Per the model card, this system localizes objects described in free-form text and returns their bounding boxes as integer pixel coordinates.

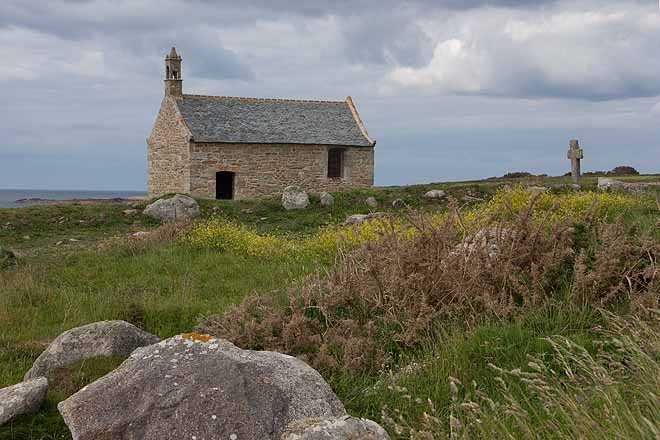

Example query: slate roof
[176,95,375,147]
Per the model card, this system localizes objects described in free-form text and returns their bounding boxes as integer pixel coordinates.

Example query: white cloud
[390,39,486,92]
[389,4,660,100]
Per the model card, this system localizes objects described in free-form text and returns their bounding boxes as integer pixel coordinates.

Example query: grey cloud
[188,0,562,15]
[0,0,565,40]
[180,43,253,80]
[339,10,433,67]
[119,32,255,81]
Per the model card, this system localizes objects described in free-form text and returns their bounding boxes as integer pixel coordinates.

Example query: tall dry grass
[382,310,660,439]
[198,198,660,376]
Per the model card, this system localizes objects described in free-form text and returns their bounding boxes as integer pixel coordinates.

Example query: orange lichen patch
[181,332,214,342]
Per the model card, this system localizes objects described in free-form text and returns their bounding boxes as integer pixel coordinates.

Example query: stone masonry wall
[147,98,191,197]
[189,143,374,199]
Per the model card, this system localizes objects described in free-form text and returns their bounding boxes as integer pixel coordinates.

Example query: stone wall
[189,143,374,199]
[147,98,191,197]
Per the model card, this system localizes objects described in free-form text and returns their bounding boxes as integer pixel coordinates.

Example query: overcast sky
[1,0,659,190]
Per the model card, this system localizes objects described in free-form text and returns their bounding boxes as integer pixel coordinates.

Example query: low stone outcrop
[423,189,446,199]
[597,177,625,191]
[143,194,200,223]
[282,186,310,210]
[392,198,407,209]
[282,416,390,439]
[598,177,648,193]
[462,195,484,203]
[58,334,345,440]
[343,212,386,226]
[0,377,48,426]
[24,321,159,381]
[320,192,334,207]
[365,197,379,208]
[552,183,581,191]
[455,227,515,260]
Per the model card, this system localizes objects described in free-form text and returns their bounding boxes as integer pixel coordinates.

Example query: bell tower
[164,47,182,98]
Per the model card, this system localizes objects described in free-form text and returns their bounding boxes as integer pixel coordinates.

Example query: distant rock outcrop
[366,197,379,208]
[58,334,345,440]
[122,209,140,217]
[343,212,386,226]
[597,177,648,193]
[552,183,581,191]
[455,227,515,260]
[24,320,159,381]
[320,192,334,207]
[144,194,200,222]
[424,189,446,199]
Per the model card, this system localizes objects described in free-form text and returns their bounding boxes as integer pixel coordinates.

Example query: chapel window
[327,149,344,178]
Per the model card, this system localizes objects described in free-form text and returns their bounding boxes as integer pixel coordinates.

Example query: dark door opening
[215,171,234,200]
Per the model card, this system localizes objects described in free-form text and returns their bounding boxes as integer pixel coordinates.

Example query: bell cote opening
[164,47,183,97]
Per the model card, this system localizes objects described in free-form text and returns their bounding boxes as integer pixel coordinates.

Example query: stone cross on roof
[567,139,584,184]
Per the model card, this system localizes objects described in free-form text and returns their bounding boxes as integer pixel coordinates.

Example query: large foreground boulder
[25,321,159,381]
[0,377,48,426]
[58,334,345,440]
[143,194,200,223]
[283,416,390,439]
[282,186,310,210]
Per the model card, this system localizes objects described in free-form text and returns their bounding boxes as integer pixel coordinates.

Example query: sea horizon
[0,188,147,208]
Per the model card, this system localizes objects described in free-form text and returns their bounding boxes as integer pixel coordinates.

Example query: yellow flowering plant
[184,187,654,261]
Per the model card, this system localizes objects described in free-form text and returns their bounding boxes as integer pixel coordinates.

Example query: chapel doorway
[215,171,234,200]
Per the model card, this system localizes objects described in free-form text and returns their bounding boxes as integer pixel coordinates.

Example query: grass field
[1,175,658,439]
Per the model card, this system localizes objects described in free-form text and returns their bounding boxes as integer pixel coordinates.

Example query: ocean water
[0,189,147,208]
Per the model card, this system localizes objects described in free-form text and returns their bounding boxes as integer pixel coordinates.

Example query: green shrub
[608,165,640,176]
[0,246,17,269]
[501,172,533,178]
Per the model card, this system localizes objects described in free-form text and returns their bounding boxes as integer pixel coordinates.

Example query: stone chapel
[147,48,376,200]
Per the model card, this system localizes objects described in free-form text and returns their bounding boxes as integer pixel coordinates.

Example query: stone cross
[567,139,583,184]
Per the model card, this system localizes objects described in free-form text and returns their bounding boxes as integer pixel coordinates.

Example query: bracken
[198,192,659,376]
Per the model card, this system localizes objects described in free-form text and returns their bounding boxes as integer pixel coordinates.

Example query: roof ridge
[182,94,346,104]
